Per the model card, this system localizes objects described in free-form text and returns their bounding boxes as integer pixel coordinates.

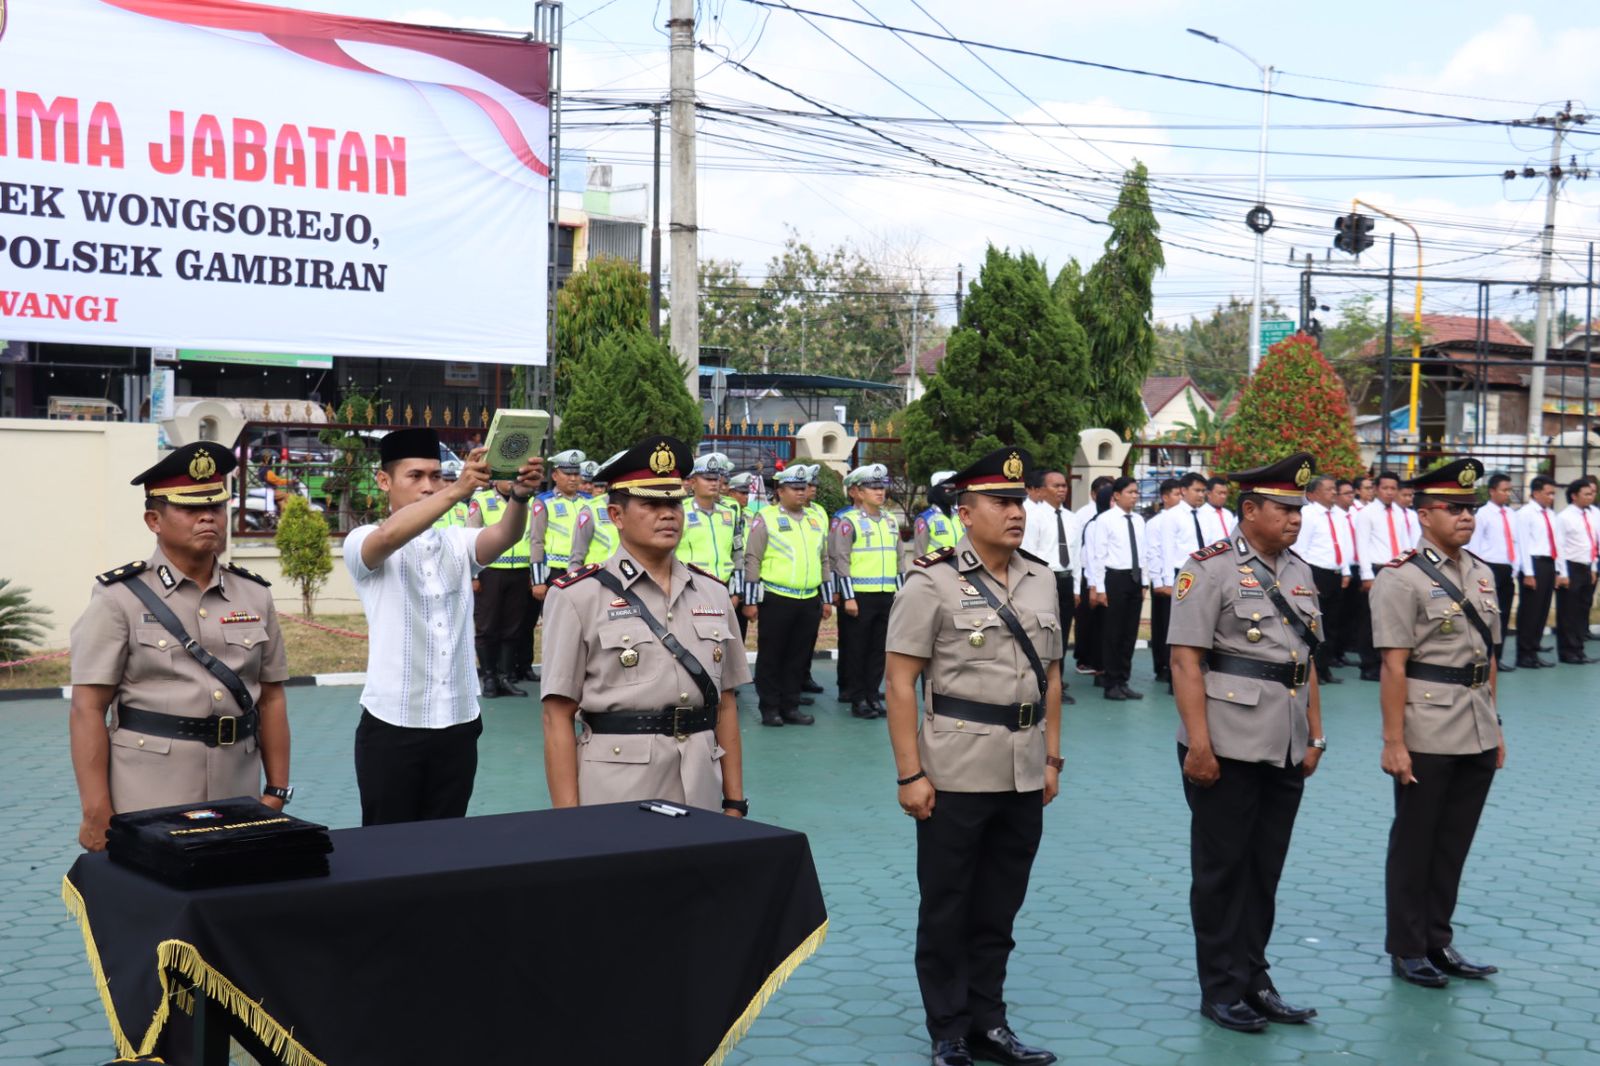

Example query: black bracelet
[510,489,535,502]
[721,797,749,815]
[897,770,926,787]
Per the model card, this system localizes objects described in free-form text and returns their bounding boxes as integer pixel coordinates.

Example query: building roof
[1358,314,1528,358]
[695,369,898,394]
[891,342,946,378]
[1141,375,1211,417]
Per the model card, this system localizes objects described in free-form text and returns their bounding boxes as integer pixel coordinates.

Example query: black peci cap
[379,427,441,466]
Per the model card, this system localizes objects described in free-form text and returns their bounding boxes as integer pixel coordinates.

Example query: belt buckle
[216,715,238,746]
[1470,662,1488,688]
[671,706,693,741]
[1015,702,1035,730]
[1292,661,1309,688]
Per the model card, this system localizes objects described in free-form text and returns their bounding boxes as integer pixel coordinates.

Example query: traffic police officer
[1168,452,1326,1033]
[1370,458,1505,988]
[742,464,833,727]
[677,452,743,601]
[886,446,1062,1066]
[69,442,293,850]
[832,463,900,719]
[726,471,759,641]
[912,471,964,558]
[530,448,587,596]
[467,479,533,698]
[540,435,751,815]
[570,454,624,568]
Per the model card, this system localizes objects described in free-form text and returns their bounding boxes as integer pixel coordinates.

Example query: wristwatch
[1045,755,1065,771]
[721,797,749,815]
[510,488,536,502]
[263,784,294,804]
[1309,737,1328,751]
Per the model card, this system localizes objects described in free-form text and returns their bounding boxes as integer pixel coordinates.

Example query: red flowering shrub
[1212,332,1365,480]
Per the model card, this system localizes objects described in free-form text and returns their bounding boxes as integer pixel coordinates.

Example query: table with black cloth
[63,803,829,1066]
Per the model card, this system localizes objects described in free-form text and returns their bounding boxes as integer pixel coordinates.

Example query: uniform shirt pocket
[1421,598,1463,640]
[1405,681,1455,707]
[597,621,661,686]
[1033,611,1063,662]
[691,620,728,683]
[131,626,178,682]
[949,614,1003,659]
[1204,672,1263,707]
[581,732,654,764]
[110,728,173,756]
[929,714,994,736]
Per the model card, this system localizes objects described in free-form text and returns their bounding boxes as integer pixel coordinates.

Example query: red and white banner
[0,0,550,364]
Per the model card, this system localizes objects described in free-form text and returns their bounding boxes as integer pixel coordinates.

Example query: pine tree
[899,245,1090,480]
[557,330,702,459]
[554,256,651,406]
[1079,162,1164,437]
[1212,332,1365,480]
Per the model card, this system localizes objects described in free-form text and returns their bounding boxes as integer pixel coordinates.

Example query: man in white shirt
[1397,486,1422,549]
[1144,479,1181,683]
[1514,475,1568,668]
[1297,474,1349,684]
[1329,479,1363,667]
[1553,478,1599,664]
[1088,476,1149,700]
[1200,477,1235,543]
[1022,468,1079,704]
[1587,475,1600,642]
[1352,475,1376,512]
[1073,475,1114,676]
[1353,471,1409,680]
[1466,472,1523,670]
[345,428,543,825]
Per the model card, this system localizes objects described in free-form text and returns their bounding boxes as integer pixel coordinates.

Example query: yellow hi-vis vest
[540,491,582,568]
[920,507,964,550]
[433,501,471,530]
[758,504,825,598]
[677,498,740,585]
[840,507,900,596]
[473,489,531,569]
[581,494,618,566]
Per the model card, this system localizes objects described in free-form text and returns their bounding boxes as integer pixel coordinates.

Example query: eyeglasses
[1421,502,1478,516]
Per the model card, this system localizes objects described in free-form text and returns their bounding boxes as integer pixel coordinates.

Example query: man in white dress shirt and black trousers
[345,428,543,825]
[1296,474,1349,685]
[1023,468,1078,704]
[1513,475,1566,669]
[1354,471,1410,681]
[1553,477,1599,664]
[1144,479,1182,683]
[1088,476,1148,700]
[1466,473,1522,671]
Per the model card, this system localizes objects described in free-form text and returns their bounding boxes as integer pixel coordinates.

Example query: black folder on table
[107,797,332,889]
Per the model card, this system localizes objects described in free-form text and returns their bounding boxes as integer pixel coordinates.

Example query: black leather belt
[583,706,716,738]
[1207,651,1310,689]
[117,704,259,747]
[1405,660,1491,689]
[930,693,1040,731]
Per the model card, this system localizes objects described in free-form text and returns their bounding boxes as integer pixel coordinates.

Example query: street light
[1187,27,1274,375]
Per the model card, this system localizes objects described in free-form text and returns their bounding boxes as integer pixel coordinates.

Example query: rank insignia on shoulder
[1190,540,1232,562]
[96,560,148,585]
[1384,550,1417,569]
[222,562,271,586]
[913,546,956,568]
[552,563,601,588]
[686,562,726,585]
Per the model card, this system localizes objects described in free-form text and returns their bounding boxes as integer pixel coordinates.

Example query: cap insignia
[1458,465,1477,487]
[1002,452,1024,481]
[1294,461,1312,488]
[649,444,675,475]
[188,450,218,481]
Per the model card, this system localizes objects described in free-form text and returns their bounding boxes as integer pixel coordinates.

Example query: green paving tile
[3,657,1599,1064]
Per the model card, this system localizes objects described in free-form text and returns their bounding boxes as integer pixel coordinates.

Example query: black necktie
[1191,508,1204,551]
[1126,513,1142,585]
[1055,509,1070,568]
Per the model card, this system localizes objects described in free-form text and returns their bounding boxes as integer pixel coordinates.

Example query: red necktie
[1583,511,1597,563]
[1404,510,1414,539]
[1542,508,1556,557]
[1215,507,1230,536]
[1501,507,1516,564]
[1347,515,1360,562]
[1327,512,1342,566]
[1386,506,1399,558]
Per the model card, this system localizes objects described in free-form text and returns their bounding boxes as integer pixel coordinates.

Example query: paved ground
[3,654,1599,1065]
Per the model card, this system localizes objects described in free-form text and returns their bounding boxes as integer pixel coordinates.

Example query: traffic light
[1353,214,1375,253]
[1333,212,1376,255]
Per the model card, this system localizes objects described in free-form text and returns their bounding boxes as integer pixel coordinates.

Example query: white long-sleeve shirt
[1022,498,1077,575]
[1143,507,1173,588]
[1087,506,1150,592]
[1199,504,1235,544]
[1296,500,1351,571]
[1555,503,1599,570]
[1355,500,1415,580]
[1516,501,1566,576]
[1467,500,1523,568]
[1164,501,1212,575]
[1333,504,1361,572]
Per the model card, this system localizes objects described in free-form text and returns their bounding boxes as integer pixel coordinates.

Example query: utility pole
[1524,106,1577,462]
[650,103,663,339]
[668,0,699,389]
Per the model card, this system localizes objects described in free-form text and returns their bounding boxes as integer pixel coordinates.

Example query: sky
[266,0,1600,335]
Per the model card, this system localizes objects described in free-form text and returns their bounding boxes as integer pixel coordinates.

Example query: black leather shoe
[1320,672,1343,685]
[1117,685,1144,700]
[1063,692,1076,705]
[1331,655,1352,668]
[1360,668,1382,682]
[498,675,528,698]
[759,710,784,727]
[1429,945,1498,978]
[1200,1000,1268,1032]
[802,678,824,693]
[1391,956,1449,988]
[967,1025,1056,1065]
[932,1038,974,1066]
[868,699,887,718]
[1534,657,1555,668]
[1498,660,1517,673]
[781,709,815,725]
[1104,686,1128,701]
[1515,657,1541,669]
[1558,656,1590,665]
[1245,988,1317,1023]
[850,701,876,719]
[480,672,505,698]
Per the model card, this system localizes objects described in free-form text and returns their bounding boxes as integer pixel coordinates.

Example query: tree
[1317,294,1434,408]
[554,256,652,406]
[899,245,1090,480]
[275,495,333,617]
[1153,295,1286,399]
[0,578,50,660]
[1079,162,1165,437]
[1212,333,1365,481]
[557,330,702,458]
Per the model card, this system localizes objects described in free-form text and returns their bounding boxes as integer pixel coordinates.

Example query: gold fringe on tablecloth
[704,917,830,1066]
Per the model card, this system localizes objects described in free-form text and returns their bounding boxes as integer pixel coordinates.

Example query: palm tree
[0,578,51,661]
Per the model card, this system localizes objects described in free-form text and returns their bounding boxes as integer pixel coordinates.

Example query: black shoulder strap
[120,578,255,713]
[956,560,1050,699]
[1405,552,1495,654]
[1251,558,1322,657]
[592,569,720,709]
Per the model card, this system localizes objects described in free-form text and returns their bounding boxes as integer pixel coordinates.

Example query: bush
[0,578,50,660]
[1212,332,1365,482]
[812,464,847,517]
[557,329,702,458]
[275,495,333,617]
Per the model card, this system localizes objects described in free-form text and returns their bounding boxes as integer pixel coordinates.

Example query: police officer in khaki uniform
[886,447,1063,1066]
[541,436,752,815]
[69,442,293,850]
[1370,458,1505,988]
[1168,453,1325,1033]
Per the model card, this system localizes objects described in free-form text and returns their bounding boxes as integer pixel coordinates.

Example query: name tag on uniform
[777,517,791,531]
[1429,587,1449,598]
[960,598,988,608]
[554,502,567,516]
[607,607,641,619]
[1238,588,1264,599]
[687,512,699,524]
